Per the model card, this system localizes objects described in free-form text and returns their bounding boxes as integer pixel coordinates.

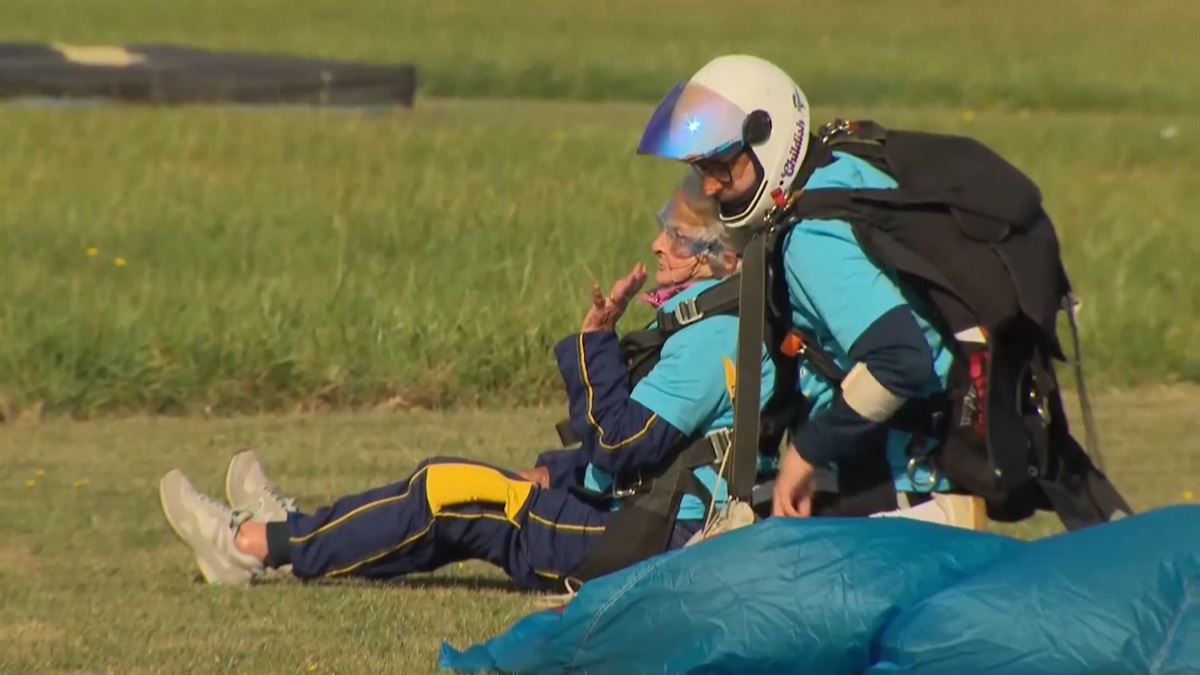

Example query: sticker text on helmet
[781,116,807,180]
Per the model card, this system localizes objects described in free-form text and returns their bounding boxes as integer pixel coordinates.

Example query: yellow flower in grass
[1183,490,1194,502]
[86,246,100,257]
[73,479,88,489]
[114,257,127,268]
[25,479,36,488]
[35,468,45,477]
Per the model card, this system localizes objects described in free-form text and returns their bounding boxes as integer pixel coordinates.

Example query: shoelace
[227,508,267,580]
[263,484,297,513]
[190,489,252,531]
[191,489,232,518]
[229,508,253,530]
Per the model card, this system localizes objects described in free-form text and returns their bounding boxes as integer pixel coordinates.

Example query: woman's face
[651,190,718,287]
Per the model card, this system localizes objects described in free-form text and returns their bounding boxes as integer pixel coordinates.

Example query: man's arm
[784,224,937,466]
[790,307,934,464]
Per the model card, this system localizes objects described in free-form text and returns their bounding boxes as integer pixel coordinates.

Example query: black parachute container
[0,43,416,107]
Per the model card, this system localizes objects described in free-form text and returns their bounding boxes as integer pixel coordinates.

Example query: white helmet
[637,55,811,232]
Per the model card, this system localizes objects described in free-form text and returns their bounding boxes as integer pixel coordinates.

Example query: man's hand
[515,467,550,489]
[581,262,648,333]
[772,442,817,518]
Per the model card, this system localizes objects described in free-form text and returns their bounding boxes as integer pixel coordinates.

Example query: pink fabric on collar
[642,281,697,310]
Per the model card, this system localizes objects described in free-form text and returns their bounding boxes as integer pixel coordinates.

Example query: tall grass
[1,0,1198,113]
[1,100,1195,415]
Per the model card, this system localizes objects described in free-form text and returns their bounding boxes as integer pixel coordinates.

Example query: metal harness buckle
[905,456,941,492]
[611,472,644,499]
[672,298,704,327]
[818,119,853,143]
[708,428,733,465]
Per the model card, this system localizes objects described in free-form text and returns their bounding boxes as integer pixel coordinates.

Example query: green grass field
[1,1,1198,672]
[1,1,1198,416]
[1,103,1196,416]
[1,388,1196,674]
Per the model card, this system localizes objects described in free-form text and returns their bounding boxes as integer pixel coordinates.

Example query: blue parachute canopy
[441,506,1200,674]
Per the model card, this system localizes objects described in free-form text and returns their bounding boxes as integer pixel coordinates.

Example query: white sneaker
[225,450,296,522]
[159,469,265,586]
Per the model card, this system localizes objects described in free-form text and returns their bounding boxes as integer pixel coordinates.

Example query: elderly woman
[158,173,774,589]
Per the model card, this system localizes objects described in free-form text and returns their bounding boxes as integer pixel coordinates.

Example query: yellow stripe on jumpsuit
[285,457,608,588]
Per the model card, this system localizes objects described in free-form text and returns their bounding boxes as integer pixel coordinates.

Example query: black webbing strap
[822,119,889,144]
[1064,292,1105,471]
[784,328,847,385]
[554,419,577,447]
[565,468,691,582]
[1033,389,1133,530]
[567,434,722,582]
[655,275,741,334]
[729,230,767,501]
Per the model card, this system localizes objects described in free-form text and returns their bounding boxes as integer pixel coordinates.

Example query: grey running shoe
[159,469,264,586]
[225,450,297,522]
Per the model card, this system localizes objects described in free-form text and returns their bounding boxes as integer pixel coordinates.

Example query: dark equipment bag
[752,119,1131,528]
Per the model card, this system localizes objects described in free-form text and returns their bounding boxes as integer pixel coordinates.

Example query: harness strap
[1065,292,1105,471]
[604,429,732,500]
[779,328,846,385]
[729,230,768,501]
[655,276,740,334]
[566,433,723,583]
[554,419,577,447]
[1036,387,1132,530]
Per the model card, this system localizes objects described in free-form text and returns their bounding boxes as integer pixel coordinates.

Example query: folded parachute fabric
[440,506,1200,674]
[871,505,1200,675]
[440,517,1021,674]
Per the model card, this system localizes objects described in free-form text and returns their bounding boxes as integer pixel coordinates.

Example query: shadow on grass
[238,572,524,594]
[395,575,521,593]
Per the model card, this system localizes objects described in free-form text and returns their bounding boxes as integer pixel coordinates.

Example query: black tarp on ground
[0,43,416,107]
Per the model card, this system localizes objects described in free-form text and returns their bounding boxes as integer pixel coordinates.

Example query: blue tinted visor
[637,82,748,162]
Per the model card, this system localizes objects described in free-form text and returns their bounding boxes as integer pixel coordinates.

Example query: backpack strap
[728,231,769,501]
[817,119,889,172]
[820,118,889,144]
[654,275,741,334]
[566,430,730,582]
[777,328,845,385]
[1063,291,1105,470]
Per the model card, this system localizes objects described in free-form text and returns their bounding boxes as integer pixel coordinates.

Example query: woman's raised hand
[581,262,648,333]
